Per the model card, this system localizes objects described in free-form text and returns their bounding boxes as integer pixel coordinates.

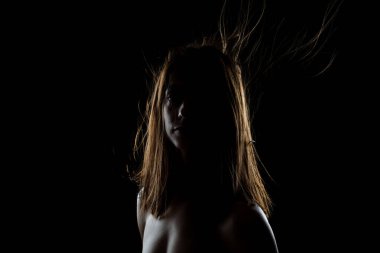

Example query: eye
[166,88,182,105]
[167,93,180,105]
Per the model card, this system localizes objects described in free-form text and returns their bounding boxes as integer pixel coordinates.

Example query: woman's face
[162,69,218,155]
[162,71,193,153]
[162,52,233,163]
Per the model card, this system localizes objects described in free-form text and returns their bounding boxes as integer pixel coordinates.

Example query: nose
[178,100,188,119]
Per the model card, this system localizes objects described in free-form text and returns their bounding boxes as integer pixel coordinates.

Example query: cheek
[162,105,172,135]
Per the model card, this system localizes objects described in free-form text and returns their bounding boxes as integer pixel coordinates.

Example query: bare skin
[137,58,278,253]
[137,190,279,253]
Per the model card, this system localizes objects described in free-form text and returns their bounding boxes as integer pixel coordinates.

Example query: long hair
[134,41,272,217]
[133,0,342,218]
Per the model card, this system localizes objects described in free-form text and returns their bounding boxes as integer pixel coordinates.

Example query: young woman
[133,42,278,252]
[132,1,340,251]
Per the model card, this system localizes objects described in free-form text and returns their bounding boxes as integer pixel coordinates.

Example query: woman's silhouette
[131,1,341,252]
[133,41,278,252]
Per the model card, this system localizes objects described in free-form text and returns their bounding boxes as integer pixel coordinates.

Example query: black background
[8,0,373,252]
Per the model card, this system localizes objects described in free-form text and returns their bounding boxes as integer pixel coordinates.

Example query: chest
[142,203,230,253]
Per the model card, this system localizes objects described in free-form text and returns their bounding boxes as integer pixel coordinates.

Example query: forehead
[165,72,212,99]
[167,71,186,89]
[166,61,226,93]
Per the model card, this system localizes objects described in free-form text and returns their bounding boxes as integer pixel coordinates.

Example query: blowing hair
[132,0,342,218]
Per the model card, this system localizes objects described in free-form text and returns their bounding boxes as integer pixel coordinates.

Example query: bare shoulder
[220,201,279,253]
[136,189,147,239]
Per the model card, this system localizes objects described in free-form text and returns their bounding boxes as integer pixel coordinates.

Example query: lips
[174,124,190,133]
[174,126,184,131]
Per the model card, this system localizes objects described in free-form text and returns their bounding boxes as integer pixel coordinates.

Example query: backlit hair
[133,0,342,218]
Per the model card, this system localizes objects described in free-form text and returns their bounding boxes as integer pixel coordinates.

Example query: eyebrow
[165,84,183,93]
